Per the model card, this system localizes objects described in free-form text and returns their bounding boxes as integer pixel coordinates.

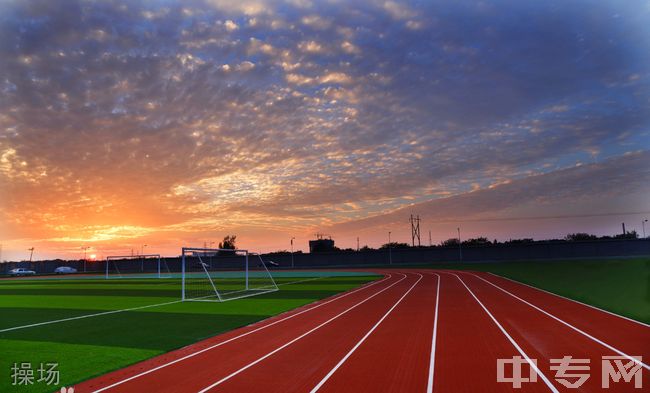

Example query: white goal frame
[105,254,166,279]
[181,247,278,302]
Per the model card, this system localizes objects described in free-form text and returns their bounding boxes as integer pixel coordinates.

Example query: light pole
[208,241,215,267]
[388,231,392,265]
[643,219,648,238]
[290,237,295,269]
[141,244,147,271]
[457,227,462,262]
[81,246,89,272]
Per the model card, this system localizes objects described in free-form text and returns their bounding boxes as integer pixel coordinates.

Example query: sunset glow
[0,0,649,261]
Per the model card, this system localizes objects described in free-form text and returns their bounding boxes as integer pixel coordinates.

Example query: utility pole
[388,231,392,265]
[0,243,3,263]
[410,214,421,247]
[28,247,35,262]
[290,237,295,269]
[643,219,648,238]
[141,244,147,271]
[209,241,215,267]
[357,237,360,251]
[457,227,462,262]
[81,246,89,272]
[429,230,432,247]
[622,222,626,235]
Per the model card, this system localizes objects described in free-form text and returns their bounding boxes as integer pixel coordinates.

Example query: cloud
[224,19,239,31]
[382,1,416,20]
[327,151,650,233]
[297,40,325,53]
[0,0,648,259]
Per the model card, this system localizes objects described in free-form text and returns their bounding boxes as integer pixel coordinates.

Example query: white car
[9,268,36,276]
[54,266,77,274]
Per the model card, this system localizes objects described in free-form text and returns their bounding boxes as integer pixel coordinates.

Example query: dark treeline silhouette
[291,231,642,254]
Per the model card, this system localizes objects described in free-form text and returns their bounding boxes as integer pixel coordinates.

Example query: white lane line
[0,300,183,333]
[0,276,327,334]
[310,273,423,393]
[427,273,441,393]
[448,272,559,393]
[486,272,650,328]
[468,272,650,371]
[91,274,392,393]
[198,274,409,393]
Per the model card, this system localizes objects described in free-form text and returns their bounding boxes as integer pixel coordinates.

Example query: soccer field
[0,272,379,392]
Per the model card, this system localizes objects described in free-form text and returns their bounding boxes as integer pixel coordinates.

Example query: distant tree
[267,250,290,255]
[504,238,535,244]
[441,238,459,247]
[218,235,237,250]
[462,237,491,246]
[565,233,598,241]
[359,245,374,252]
[614,230,638,240]
[379,242,410,249]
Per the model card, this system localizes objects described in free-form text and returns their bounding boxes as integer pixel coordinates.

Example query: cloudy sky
[1,0,649,261]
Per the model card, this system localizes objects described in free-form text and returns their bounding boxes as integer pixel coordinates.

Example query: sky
[0,0,649,261]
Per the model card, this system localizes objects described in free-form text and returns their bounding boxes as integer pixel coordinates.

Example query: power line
[431,211,650,224]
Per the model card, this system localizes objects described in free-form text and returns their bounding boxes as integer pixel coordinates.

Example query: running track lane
[433,272,553,392]
[197,273,421,392]
[456,271,649,392]
[474,271,650,360]
[76,272,403,393]
[309,271,436,393]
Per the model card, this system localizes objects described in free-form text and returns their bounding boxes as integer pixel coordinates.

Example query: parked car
[54,266,77,274]
[8,268,36,276]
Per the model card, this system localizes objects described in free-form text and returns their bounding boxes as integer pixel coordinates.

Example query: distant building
[309,234,336,253]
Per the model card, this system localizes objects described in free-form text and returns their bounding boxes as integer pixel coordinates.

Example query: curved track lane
[74,269,649,393]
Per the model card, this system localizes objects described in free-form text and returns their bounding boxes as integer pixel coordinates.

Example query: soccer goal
[181,247,278,302]
[105,254,171,279]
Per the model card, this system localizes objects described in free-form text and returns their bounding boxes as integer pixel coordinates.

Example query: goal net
[105,254,171,279]
[181,247,278,302]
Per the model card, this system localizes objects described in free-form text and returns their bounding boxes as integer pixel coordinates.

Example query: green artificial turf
[0,273,378,392]
[426,257,650,324]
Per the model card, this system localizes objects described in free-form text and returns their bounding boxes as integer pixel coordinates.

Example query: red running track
[74,269,649,393]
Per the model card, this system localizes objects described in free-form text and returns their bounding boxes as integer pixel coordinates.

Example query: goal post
[105,254,170,279]
[181,247,278,302]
